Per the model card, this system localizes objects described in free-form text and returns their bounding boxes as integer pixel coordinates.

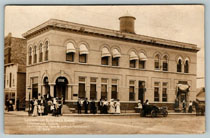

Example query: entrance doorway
[54,77,68,102]
[138,81,145,104]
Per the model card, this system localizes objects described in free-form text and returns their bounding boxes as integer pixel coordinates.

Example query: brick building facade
[4,33,27,110]
[23,15,199,110]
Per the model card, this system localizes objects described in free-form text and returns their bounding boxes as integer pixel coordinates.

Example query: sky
[4,5,205,87]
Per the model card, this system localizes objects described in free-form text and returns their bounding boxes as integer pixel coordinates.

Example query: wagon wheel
[163,110,168,117]
[151,110,157,117]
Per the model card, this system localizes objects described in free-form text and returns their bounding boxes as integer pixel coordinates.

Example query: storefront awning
[177,84,190,91]
[66,43,76,53]
[79,44,89,55]
[101,47,111,57]
[129,51,138,60]
[112,49,121,58]
[139,53,148,61]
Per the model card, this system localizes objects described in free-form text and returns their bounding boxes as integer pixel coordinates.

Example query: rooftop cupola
[119,12,136,34]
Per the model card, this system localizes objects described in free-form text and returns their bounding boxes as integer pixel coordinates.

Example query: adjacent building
[4,33,27,110]
[23,14,199,110]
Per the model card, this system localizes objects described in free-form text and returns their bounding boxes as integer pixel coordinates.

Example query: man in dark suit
[84,98,89,114]
[77,98,82,114]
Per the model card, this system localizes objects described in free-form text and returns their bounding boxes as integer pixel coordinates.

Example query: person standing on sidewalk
[182,100,186,113]
[115,99,121,114]
[84,98,89,114]
[77,98,82,114]
[188,101,193,113]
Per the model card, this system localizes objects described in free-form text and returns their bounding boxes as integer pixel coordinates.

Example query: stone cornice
[22,19,200,52]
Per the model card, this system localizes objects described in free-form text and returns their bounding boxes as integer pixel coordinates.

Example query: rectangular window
[90,84,97,100]
[129,86,135,101]
[34,54,37,63]
[79,77,86,82]
[90,77,97,83]
[29,55,32,65]
[155,61,160,70]
[101,78,108,100]
[139,60,145,69]
[101,78,108,83]
[32,77,38,99]
[163,62,168,71]
[154,82,160,102]
[162,82,168,102]
[66,53,74,62]
[111,85,117,100]
[112,57,119,66]
[101,57,109,65]
[45,50,48,61]
[79,83,86,99]
[39,52,43,62]
[79,77,86,99]
[79,54,87,63]
[101,84,107,100]
[111,79,118,99]
[130,60,136,68]
[9,73,12,88]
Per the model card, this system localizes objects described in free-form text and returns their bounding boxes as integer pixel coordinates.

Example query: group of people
[77,98,121,114]
[29,93,63,117]
[174,99,193,113]
[5,99,14,112]
[182,100,193,113]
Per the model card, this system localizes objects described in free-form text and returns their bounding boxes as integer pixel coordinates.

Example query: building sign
[58,78,65,83]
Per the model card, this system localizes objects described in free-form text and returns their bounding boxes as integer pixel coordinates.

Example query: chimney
[119,13,136,34]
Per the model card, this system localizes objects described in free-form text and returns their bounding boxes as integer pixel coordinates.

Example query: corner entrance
[54,77,68,103]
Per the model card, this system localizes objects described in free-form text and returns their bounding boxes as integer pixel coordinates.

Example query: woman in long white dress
[116,100,121,114]
[32,99,38,117]
[109,99,115,114]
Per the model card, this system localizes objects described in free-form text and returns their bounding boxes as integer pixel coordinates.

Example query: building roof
[22,19,199,52]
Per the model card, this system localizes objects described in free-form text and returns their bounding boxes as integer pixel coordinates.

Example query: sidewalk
[4,110,197,116]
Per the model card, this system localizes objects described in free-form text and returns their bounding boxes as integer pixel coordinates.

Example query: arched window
[139,52,147,69]
[154,54,160,70]
[33,46,37,63]
[101,47,111,65]
[177,58,182,72]
[28,47,32,65]
[129,51,138,68]
[45,41,49,61]
[79,44,88,63]
[162,55,168,71]
[184,59,189,73]
[39,43,43,62]
[66,42,76,62]
[112,49,121,66]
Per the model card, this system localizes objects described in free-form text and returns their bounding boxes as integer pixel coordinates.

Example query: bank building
[23,14,199,110]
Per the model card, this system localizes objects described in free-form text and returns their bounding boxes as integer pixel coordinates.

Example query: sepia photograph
[4,5,205,134]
